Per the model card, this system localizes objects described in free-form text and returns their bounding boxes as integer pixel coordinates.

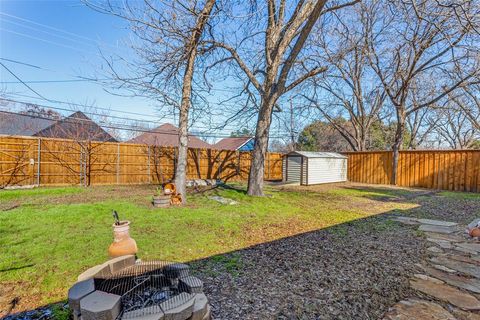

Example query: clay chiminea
[108,211,138,258]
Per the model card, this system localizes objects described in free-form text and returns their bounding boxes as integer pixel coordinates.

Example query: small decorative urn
[108,211,138,258]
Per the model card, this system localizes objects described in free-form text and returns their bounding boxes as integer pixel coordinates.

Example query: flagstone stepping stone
[414,274,444,284]
[410,278,480,311]
[468,218,480,230]
[383,298,456,320]
[427,246,444,254]
[452,308,480,320]
[425,232,464,242]
[447,254,480,266]
[392,216,420,225]
[432,264,457,273]
[418,219,458,227]
[430,257,480,279]
[427,238,453,249]
[423,266,480,294]
[419,224,459,234]
[455,243,480,255]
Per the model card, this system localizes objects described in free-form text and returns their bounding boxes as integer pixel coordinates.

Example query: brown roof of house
[128,123,212,149]
[213,137,253,150]
[0,111,56,136]
[33,111,117,142]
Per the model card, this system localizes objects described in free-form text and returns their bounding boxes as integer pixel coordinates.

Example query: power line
[0,108,288,139]
[0,62,49,101]
[0,58,42,69]
[0,28,95,55]
[0,97,253,133]
[1,17,105,50]
[0,79,109,84]
[5,92,253,126]
[0,12,119,49]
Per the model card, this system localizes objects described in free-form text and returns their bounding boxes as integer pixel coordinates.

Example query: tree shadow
[5,186,476,319]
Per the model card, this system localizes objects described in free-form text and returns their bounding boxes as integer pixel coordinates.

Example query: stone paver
[427,246,444,254]
[418,219,458,227]
[383,298,456,320]
[452,308,480,320]
[431,264,457,273]
[387,218,480,319]
[419,224,458,234]
[430,257,480,279]
[455,243,480,255]
[392,216,420,225]
[427,238,453,249]
[410,278,480,311]
[422,266,480,294]
[425,232,464,242]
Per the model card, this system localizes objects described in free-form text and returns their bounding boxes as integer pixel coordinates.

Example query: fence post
[147,145,151,184]
[37,138,41,186]
[116,143,120,184]
[267,153,271,180]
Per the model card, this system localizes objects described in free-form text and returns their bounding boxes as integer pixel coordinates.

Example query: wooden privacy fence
[344,150,480,192]
[0,135,283,187]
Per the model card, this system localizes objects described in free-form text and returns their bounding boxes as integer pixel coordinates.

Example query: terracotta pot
[469,227,480,238]
[108,220,138,258]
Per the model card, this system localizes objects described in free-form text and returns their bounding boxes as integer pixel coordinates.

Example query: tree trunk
[247,98,275,196]
[391,111,406,185]
[174,0,216,204]
[175,104,189,202]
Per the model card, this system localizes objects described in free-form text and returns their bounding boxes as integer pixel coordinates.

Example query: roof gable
[33,111,117,142]
[0,111,56,136]
[214,137,253,150]
[128,123,211,149]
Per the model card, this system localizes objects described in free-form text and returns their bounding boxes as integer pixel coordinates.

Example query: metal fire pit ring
[68,256,211,320]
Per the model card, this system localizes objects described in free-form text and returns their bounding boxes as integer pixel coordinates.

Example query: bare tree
[363,0,479,184]
[208,0,359,195]
[455,83,480,131]
[305,5,386,151]
[87,0,216,202]
[432,105,478,149]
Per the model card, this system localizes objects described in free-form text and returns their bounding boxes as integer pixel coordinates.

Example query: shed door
[286,156,302,183]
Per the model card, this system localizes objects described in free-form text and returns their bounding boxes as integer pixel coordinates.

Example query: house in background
[34,111,117,142]
[129,123,212,148]
[0,110,117,142]
[0,111,56,136]
[213,136,255,151]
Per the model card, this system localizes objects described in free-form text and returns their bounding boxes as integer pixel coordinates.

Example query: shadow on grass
[4,219,425,318]
[6,185,472,319]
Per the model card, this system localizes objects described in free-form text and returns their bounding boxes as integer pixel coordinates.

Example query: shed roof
[287,151,347,159]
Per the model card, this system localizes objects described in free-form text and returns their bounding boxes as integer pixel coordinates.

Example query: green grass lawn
[0,183,417,312]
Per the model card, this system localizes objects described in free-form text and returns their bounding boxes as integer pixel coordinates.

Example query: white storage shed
[283,151,348,185]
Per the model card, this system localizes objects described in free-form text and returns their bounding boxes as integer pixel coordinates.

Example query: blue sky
[0,0,303,142]
[0,0,164,120]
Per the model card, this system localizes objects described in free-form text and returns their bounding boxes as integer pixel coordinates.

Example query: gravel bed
[193,216,425,320]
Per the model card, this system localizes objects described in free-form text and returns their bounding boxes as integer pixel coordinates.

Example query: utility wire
[0,62,50,101]
[0,97,260,134]
[0,108,288,139]
[0,12,119,49]
[0,28,95,54]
